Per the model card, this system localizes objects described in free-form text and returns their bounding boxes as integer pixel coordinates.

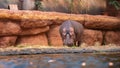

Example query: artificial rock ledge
[0,9,120,47]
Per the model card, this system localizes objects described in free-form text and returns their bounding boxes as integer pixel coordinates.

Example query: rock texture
[21,20,50,28]
[105,31,120,45]
[47,25,63,47]
[84,15,120,30]
[0,9,119,30]
[20,26,49,35]
[16,33,48,46]
[0,36,17,47]
[81,29,103,46]
[0,9,119,47]
[0,20,21,36]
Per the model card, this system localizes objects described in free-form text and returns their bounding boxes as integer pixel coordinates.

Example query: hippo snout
[63,43,73,46]
[63,40,74,46]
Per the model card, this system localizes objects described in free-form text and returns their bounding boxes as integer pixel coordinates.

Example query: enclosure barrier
[0,9,120,47]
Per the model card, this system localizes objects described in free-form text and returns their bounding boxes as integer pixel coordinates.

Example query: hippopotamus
[59,20,84,47]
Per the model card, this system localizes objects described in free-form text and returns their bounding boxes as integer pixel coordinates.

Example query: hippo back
[70,20,84,40]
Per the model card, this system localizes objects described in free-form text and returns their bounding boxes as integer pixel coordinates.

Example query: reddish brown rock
[81,29,103,46]
[20,26,49,35]
[84,15,120,30]
[17,33,48,46]
[21,19,52,28]
[0,21,21,36]
[105,31,120,45]
[47,25,63,47]
[51,20,64,25]
[0,36,17,47]
[1,9,120,30]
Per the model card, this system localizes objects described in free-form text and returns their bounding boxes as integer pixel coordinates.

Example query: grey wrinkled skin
[59,20,84,47]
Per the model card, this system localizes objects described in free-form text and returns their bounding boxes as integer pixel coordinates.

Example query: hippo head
[62,27,75,46]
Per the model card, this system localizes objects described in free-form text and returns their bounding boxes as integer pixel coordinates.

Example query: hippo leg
[77,41,80,47]
[74,40,77,46]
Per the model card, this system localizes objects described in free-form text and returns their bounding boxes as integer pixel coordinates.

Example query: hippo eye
[70,33,73,35]
[70,31,74,35]
[62,32,66,36]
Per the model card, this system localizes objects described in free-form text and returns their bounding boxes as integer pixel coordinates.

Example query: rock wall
[0,9,120,47]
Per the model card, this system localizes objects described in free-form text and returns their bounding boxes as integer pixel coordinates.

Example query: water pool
[0,53,120,68]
